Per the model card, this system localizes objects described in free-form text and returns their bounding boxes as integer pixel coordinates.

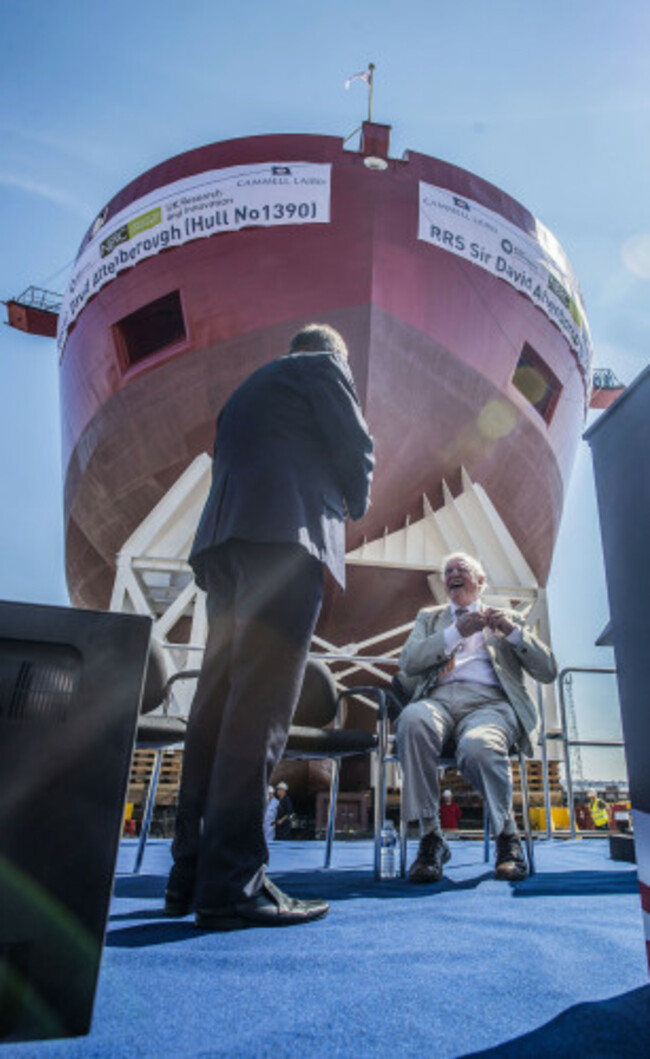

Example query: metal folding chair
[283,661,380,869]
[132,661,195,873]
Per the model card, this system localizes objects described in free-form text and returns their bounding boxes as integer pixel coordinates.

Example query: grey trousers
[395,681,521,836]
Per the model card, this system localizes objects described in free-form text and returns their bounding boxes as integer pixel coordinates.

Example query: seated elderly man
[395,552,557,883]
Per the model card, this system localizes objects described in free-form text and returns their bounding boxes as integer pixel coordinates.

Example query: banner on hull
[418,181,593,381]
[57,161,332,357]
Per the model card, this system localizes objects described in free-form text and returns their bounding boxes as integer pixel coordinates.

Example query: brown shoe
[408,832,451,883]
[494,831,528,881]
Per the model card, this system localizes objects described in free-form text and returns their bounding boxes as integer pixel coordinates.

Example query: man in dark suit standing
[165,324,374,929]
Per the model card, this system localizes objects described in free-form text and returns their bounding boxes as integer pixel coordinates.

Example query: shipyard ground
[2,837,648,1058]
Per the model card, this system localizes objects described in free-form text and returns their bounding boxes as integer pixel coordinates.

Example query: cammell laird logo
[100,207,162,258]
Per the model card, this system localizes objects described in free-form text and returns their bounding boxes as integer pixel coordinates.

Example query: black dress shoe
[195,877,330,931]
[408,832,451,883]
[494,831,528,881]
[164,859,196,916]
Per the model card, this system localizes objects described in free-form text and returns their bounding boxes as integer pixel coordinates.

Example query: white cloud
[0,171,92,219]
[0,118,123,174]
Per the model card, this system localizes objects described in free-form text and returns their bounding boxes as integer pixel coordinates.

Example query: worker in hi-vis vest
[587,789,609,830]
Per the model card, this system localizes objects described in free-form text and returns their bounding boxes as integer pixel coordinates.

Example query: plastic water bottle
[380,819,398,878]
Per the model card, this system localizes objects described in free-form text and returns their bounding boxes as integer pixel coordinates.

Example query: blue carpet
[1,838,649,1057]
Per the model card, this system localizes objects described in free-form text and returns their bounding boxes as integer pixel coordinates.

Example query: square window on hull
[512,343,562,424]
[115,290,186,366]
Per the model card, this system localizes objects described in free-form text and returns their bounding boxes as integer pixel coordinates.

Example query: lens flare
[477,399,518,440]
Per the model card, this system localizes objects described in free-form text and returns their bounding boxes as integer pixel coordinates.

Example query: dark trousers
[172,539,323,907]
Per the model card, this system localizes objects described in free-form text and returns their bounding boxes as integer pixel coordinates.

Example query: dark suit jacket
[190,351,374,589]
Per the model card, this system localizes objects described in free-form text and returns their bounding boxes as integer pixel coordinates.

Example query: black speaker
[609,833,636,864]
[0,601,152,1041]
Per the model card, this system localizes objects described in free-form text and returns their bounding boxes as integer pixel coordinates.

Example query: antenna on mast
[367,62,375,122]
[343,62,376,146]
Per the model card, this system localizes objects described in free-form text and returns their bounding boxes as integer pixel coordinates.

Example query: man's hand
[483,607,516,636]
[456,611,488,637]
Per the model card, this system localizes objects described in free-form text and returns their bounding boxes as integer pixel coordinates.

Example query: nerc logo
[100,225,129,258]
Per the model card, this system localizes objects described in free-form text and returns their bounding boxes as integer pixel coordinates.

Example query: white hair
[442,551,486,586]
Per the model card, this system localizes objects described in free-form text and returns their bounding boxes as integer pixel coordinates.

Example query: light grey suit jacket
[398,605,557,756]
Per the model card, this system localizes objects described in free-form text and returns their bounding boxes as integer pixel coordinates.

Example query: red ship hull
[60,130,589,647]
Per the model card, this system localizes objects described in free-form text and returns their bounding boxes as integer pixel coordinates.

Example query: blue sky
[1,1,649,774]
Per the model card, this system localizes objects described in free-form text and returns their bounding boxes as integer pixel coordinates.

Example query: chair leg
[374,713,390,879]
[373,751,384,880]
[519,751,535,876]
[324,757,341,868]
[133,748,163,874]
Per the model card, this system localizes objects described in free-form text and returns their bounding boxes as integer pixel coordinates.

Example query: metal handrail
[557,666,621,838]
[537,682,553,839]
[309,653,400,665]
